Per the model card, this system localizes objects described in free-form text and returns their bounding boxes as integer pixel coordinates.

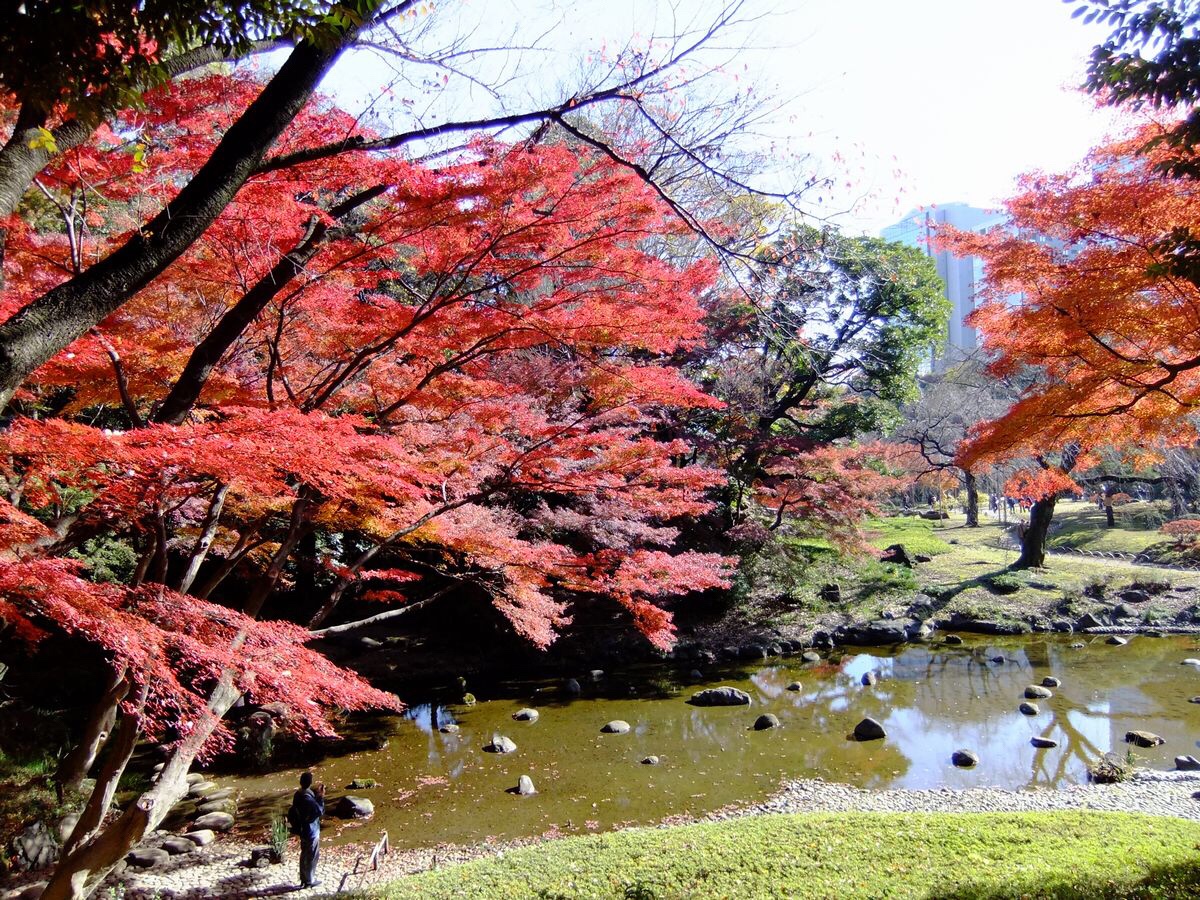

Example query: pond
[223,633,1200,849]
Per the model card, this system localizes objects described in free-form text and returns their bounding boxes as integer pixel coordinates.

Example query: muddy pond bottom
[224,633,1200,849]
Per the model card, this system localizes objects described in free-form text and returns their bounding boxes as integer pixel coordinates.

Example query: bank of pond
[222,633,1200,850]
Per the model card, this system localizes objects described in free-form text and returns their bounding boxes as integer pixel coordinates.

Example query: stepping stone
[183,830,216,846]
[1025,685,1053,699]
[514,775,536,796]
[601,720,631,734]
[1019,702,1040,716]
[1041,676,1061,688]
[127,847,170,868]
[1031,737,1058,749]
[197,798,236,815]
[187,780,218,798]
[160,836,196,855]
[753,713,780,731]
[512,708,539,723]
[192,812,235,832]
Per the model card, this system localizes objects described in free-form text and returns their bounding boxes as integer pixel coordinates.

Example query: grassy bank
[366,811,1200,899]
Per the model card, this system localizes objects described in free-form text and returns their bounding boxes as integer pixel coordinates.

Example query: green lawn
[368,812,1200,899]
[1045,500,1171,556]
[865,515,954,558]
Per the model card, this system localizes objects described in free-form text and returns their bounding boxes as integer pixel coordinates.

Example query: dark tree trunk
[0,31,363,407]
[1013,496,1057,570]
[1104,482,1116,528]
[964,470,979,527]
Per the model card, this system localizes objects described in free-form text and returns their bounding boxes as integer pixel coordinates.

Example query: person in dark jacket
[290,771,325,888]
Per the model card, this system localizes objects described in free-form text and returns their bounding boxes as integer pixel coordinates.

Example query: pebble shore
[5,771,1199,899]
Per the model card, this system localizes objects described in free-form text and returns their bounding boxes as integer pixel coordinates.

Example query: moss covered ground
[367,811,1200,899]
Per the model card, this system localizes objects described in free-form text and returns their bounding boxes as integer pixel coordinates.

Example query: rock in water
[1176,755,1200,771]
[1019,702,1040,716]
[688,687,752,706]
[853,717,886,741]
[1183,659,1200,667]
[439,723,460,734]
[786,681,802,692]
[1031,737,1058,749]
[512,708,539,723]
[1125,730,1164,748]
[565,678,582,696]
[641,756,660,765]
[1025,685,1053,699]
[334,796,375,819]
[753,714,781,731]
[802,651,822,663]
[1107,635,1128,646]
[601,720,631,734]
[485,734,517,753]
[951,749,979,768]
[943,635,964,645]
[516,775,536,796]
[861,671,877,686]
[1041,676,1061,688]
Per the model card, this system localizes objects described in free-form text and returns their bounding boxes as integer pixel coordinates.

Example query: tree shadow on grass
[926,858,1200,899]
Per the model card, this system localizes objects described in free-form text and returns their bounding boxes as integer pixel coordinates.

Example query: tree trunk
[1013,496,1058,570]
[964,470,979,527]
[42,676,241,900]
[177,483,229,594]
[55,667,129,799]
[1103,483,1116,528]
[0,28,364,407]
[61,681,146,857]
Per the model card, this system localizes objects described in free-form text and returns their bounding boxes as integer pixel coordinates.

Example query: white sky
[320,0,1121,236]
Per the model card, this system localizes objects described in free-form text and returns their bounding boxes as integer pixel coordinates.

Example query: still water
[224,633,1200,848]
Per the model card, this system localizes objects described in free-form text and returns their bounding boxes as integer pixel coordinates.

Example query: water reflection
[223,634,1200,849]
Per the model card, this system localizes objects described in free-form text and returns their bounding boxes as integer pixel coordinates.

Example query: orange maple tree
[939,120,1200,567]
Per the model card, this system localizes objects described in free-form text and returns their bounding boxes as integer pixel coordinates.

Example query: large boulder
[688,687,752,707]
[1125,730,1164,748]
[334,796,375,819]
[880,544,914,566]
[10,821,58,872]
[853,717,886,741]
[835,620,918,646]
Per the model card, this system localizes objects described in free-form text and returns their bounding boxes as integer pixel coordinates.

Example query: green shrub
[986,572,1023,595]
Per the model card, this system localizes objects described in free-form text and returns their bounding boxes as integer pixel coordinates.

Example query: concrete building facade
[881,203,1006,370]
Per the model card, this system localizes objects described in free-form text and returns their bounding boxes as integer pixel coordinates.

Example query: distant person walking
[288,771,325,888]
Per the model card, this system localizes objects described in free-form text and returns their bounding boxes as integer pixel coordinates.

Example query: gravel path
[6,772,1199,899]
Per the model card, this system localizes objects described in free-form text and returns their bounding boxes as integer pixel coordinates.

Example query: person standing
[289,771,325,888]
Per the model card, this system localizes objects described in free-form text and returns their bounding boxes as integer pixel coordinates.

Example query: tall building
[881,203,1006,370]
